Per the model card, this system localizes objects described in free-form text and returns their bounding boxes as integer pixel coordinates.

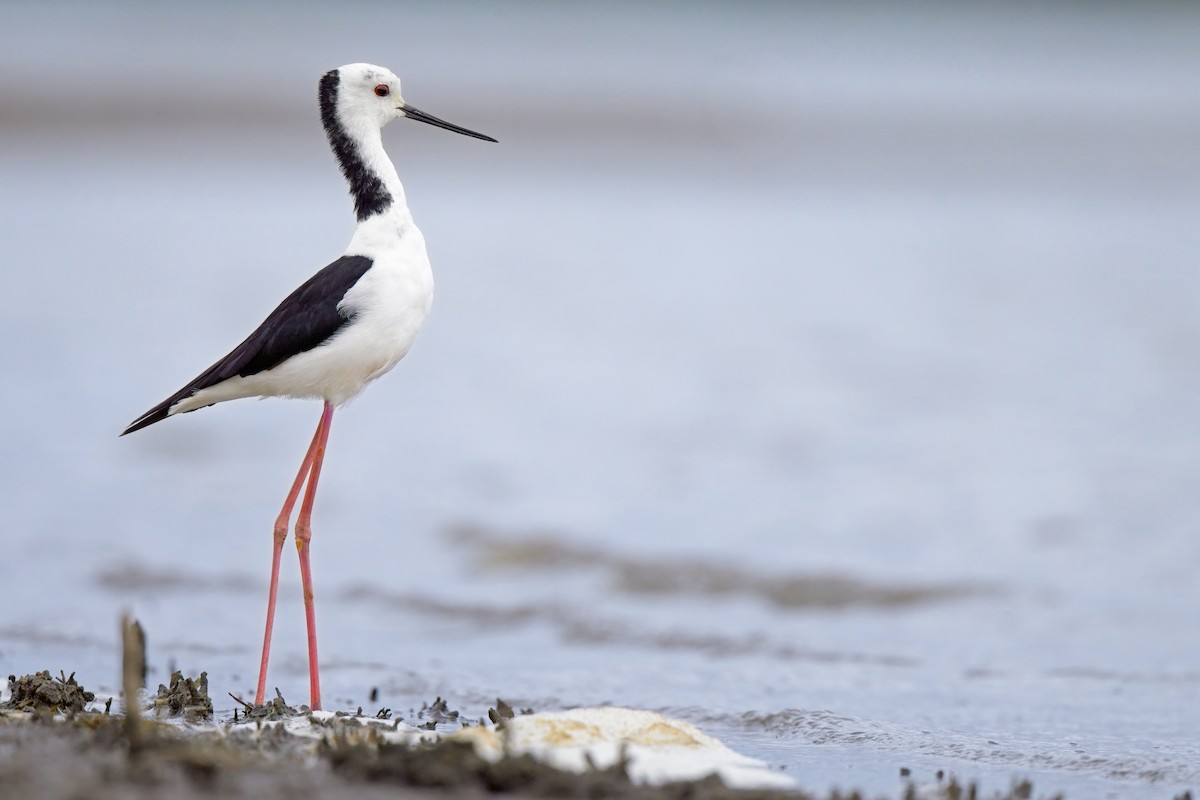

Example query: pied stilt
[122,63,496,710]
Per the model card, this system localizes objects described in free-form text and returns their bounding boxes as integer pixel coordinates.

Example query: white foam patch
[450,707,795,790]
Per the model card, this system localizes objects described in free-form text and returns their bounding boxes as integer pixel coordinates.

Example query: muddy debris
[326,736,641,796]
[3,670,96,715]
[485,698,532,727]
[152,671,213,721]
[324,706,393,724]
[229,688,304,722]
[487,698,515,726]
[418,696,460,724]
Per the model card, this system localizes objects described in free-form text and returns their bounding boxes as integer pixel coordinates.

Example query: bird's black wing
[122,255,374,435]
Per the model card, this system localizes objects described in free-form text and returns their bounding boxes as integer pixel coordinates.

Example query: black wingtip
[121,404,172,437]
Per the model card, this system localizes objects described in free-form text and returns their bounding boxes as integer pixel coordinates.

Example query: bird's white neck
[339,123,420,257]
[342,120,412,224]
[328,118,412,228]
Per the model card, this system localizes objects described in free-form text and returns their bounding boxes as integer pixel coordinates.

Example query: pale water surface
[1,3,1199,798]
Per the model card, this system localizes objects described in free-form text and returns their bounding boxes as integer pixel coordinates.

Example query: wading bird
[122,63,496,710]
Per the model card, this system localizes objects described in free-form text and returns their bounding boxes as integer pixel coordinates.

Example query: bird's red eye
[374,84,390,97]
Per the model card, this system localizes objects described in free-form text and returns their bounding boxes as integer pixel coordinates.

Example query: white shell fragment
[449,707,795,790]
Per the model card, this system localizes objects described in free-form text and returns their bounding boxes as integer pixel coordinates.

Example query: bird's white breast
[335,220,435,383]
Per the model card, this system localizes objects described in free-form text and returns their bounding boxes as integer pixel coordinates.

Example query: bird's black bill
[403,105,497,142]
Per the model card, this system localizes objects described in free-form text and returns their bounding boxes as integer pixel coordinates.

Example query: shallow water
[2,3,1199,798]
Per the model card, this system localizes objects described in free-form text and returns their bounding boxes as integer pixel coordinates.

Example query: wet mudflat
[1,669,1068,800]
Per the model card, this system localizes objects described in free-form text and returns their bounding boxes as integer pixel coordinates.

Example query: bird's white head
[327,63,403,129]
[323,62,496,142]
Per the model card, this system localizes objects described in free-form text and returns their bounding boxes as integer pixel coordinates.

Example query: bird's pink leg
[254,412,325,706]
[295,401,334,711]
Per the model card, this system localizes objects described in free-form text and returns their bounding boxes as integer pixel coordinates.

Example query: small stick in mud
[229,692,254,711]
[121,615,146,754]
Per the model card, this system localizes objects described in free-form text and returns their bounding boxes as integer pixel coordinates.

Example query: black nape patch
[319,70,393,221]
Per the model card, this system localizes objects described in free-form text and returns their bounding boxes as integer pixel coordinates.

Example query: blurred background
[1,2,1198,797]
